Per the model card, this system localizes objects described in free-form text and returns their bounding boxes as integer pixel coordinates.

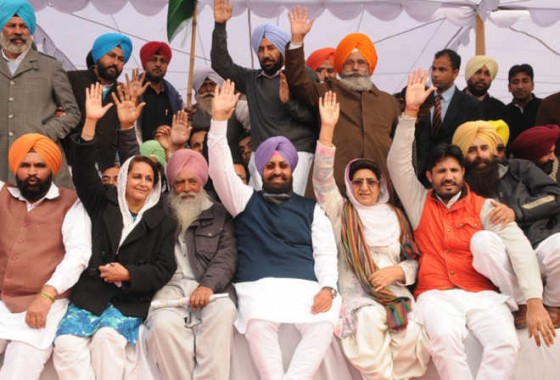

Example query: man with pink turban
[145,147,237,379]
[0,133,91,379]
[306,47,336,82]
[208,80,340,379]
[285,7,400,197]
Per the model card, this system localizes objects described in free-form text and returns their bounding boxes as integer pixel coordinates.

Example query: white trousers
[340,306,430,380]
[0,339,51,380]
[248,151,314,196]
[53,327,129,380]
[471,231,560,307]
[245,320,334,380]
[145,297,237,380]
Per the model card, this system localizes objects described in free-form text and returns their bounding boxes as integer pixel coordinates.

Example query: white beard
[195,93,214,115]
[0,33,32,56]
[168,189,209,232]
[339,72,373,92]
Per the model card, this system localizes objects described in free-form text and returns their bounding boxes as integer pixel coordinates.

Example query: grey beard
[0,33,32,56]
[196,94,214,115]
[339,74,373,92]
[168,189,209,232]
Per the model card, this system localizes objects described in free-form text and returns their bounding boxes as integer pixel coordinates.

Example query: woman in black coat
[53,82,176,379]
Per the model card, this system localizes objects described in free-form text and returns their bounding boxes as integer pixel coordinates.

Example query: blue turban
[254,136,298,176]
[0,0,36,34]
[92,33,133,64]
[251,23,290,56]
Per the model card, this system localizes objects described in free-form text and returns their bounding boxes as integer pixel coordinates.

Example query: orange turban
[9,133,62,175]
[334,33,377,76]
[306,47,335,71]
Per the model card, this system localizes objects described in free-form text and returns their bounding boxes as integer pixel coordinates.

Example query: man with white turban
[211,0,318,195]
[145,148,237,380]
[0,0,80,190]
[463,55,508,121]
[208,80,341,379]
[0,133,91,379]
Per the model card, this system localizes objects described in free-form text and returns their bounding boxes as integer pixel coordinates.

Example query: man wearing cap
[286,7,400,196]
[145,148,237,380]
[0,0,80,189]
[452,122,560,327]
[212,0,318,195]
[0,133,91,379]
[208,80,340,379]
[463,55,508,121]
[306,47,336,83]
[137,41,183,141]
[67,33,138,171]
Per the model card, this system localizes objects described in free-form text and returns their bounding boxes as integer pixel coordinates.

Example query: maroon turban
[509,125,560,161]
[140,41,172,68]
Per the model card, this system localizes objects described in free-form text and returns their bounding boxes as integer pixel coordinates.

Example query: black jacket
[70,137,176,318]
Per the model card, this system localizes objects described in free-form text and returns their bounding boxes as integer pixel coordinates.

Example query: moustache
[266,173,288,181]
[441,180,457,186]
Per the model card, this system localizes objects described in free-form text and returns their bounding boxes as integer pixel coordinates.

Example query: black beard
[17,174,52,202]
[465,158,500,198]
[97,63,121,82]
[145,72,164,84]
[467,82,490,97]
[262,174,293,194]
[260,55,284,76]
[538,160,554,175]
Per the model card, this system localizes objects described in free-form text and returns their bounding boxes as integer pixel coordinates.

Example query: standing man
[145,149,237,380]
[0,134,91,379]
[212,0,318,195]
[536,91,560,126]
[505,64,541,142]
[0,0,80,189]
[67,33,137,171]
[388,70,554,379]
[463,55,507,121]
[208,80,340,380]
[306,47,336,82]
[137,41,183,141]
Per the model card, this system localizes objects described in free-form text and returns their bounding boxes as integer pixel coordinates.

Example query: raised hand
[214,0,233,24]
[279,72,290,104]
[125,68,150,104]
[405,68,436,117]
[288,6,315,44]
[85,83,113,122]
[170,110,192,147]
[318,91,340,147]
[154,125,171,150]
[212,79,241,122]
[111,84,146,130]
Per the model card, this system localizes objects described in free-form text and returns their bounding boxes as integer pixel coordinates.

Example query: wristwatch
[323,286,337,299]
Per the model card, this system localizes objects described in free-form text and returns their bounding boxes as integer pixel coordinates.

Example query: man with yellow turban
[463,55,507,121]
[285,6,400,197]
[0,0,80,189]
[0,133,91,379]
[452,121,560,329]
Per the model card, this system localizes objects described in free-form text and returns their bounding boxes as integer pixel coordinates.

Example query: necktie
[432,94,442,135]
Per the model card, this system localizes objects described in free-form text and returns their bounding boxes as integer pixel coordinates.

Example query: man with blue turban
[0,0,81,190]
[66,33,138,172]
[211,0,319,196]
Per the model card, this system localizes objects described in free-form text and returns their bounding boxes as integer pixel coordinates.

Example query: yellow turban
[452,121,499,156]
[465,55,498,81]
[334,33,377,76]
[9,133,62,175]
[487,119,510,146]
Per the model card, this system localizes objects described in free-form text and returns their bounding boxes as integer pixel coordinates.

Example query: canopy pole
[475,14,485,55]
[186,1,198,109]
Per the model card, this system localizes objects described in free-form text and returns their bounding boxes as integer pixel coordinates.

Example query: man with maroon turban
[137,41,183,141]
[285,7,400,197]
[0,133,91,379]
[509,125,560,183]
[306,47,336,82]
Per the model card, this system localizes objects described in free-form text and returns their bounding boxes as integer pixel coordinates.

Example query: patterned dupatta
[340,201,421,331]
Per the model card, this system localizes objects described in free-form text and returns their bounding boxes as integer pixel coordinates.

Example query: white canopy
[30,0,560,103]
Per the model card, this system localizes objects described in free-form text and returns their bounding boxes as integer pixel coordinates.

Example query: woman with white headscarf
[53,84,176,379]
[313,92,430,380]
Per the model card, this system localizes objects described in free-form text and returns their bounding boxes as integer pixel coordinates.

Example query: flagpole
[186,1,198,109]
[475,14,486,55]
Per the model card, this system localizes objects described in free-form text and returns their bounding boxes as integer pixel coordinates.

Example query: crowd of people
[1,0,560,379]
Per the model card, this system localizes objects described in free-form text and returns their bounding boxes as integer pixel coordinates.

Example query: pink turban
[306,48,335,71]
[166,149,208,187]
[9,133,62,175]
[509,125,560,161]
[254,136,298,176]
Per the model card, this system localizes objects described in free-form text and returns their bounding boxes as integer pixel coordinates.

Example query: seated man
[387,69,554,379]
[0,134,91,379]
[145,149,237,380]
[208,80,340,380]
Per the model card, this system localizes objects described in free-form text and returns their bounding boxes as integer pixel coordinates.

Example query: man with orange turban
[0,133,91,379]
[285,7,400,197]
[306,47,336,82]
[137,41,183,141]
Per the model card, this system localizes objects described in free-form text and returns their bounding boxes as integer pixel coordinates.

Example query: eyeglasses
[351,178,380,188]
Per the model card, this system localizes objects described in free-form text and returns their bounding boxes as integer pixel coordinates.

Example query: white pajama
[0,340,52,380]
